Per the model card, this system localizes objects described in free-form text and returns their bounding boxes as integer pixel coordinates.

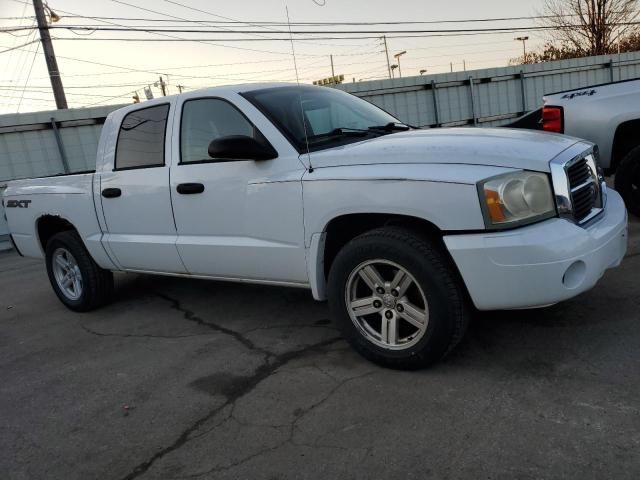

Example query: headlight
[478,171,556,229]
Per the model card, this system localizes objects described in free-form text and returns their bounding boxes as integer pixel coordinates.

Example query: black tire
[614,145,640,217]
[327,226,470,370]
[45,230,114,312]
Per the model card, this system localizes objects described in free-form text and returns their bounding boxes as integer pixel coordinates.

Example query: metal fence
[338,51,640,128]
[0,104,125,182]
[0,104,124,245]
[1,52,639,244]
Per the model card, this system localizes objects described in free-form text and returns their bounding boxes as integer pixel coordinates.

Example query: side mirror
[207,135,278,161]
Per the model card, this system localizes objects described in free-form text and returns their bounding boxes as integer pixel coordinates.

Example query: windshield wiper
[307,123,412,143]
[367,122,412,132]
[307,127,374,141]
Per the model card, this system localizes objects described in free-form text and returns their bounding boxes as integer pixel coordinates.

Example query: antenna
[286,5,313,173]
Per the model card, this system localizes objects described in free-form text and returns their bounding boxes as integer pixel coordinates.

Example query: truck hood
[307,127,583,172]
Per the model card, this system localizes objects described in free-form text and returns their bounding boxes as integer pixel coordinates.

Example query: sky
[0,0,548,114]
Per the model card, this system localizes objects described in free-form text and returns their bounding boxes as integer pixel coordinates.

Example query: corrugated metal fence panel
[0,128,61,180]
[0,104,124,182]
[57,123,104,172]
[0,185,8,246]
[0,104,125,239]
[339,52,640,127]
[1,55,639,240]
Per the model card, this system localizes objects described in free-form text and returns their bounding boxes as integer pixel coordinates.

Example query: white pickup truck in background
[2,83,628,369]
[540,79,640,216]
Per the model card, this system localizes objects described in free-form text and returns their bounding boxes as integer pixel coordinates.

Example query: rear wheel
[45,231,114,311]
[614,145,640,217]
[328,226,469,369]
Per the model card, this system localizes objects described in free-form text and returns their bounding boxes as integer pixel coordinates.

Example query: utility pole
[32,0,67,109]
[177,85,184,94]
[158,76,167,96]
[463,60,466,71]
[382,36,391,79]
[450,62,453,73]
[330,54,335,84]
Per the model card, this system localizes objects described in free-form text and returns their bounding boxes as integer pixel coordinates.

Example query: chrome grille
[550,147,606,227]
[567,159,591,186]
[567,157,598,223]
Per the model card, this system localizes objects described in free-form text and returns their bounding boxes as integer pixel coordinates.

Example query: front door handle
[176,183,205,195]
[102,188,121,198]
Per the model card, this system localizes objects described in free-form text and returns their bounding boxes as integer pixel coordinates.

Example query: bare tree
[542,0,640,55]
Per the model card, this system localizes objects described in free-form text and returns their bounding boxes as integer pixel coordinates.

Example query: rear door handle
[176,183,205,194]
[102,188,121,198]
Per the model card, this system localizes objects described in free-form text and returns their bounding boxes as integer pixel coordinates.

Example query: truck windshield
[241,86,404,152]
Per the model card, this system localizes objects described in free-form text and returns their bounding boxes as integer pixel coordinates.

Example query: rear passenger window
[180,98,258,164]
[115,104,169,170]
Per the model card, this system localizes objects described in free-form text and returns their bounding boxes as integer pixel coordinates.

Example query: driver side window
[180,98,258,164]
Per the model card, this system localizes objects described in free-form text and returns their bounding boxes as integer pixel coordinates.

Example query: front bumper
[444,189,628,310]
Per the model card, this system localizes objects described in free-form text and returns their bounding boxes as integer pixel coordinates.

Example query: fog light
[562,261,586,289]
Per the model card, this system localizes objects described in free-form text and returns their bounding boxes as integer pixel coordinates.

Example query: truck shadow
[101,262,638,378]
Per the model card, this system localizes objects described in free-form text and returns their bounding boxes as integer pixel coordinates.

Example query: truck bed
[2,172,107,262]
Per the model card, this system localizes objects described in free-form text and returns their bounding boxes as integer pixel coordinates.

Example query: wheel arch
[610,118,640,173]
[34,213,119,271]
[308,212,454,301]
[36,215,78,254]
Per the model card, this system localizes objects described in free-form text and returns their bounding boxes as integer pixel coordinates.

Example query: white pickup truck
[541,79,640,216]
[3,83,628,369]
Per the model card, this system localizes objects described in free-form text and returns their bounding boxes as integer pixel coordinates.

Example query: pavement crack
[118,294,343,480]
[190,370,374,479]
[156,293,274,357]
[242,323,338,335]
[172,433,293,479]
[79,324,215,340]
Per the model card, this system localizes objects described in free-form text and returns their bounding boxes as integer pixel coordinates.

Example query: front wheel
[45,230,114,312]
[328,227,469,369]
[614,145,640,217]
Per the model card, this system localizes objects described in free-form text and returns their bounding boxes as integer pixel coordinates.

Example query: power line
[0,16,36,20]
[159,0,281,42]
[24,56,344,80]
[16,41,40,112]
[0,38,39,53]
[3,1,33,109]
[5,22,632,42]
[156,0,379,48]
[100,0,321,56]
[40,31,574,42]
[16,53,381,86]
[23,12,619,25]
[0,85,150,97]
[0,23,603,34]
[6,48,372,95]
[83,88,147,107]
[7,0,614,112]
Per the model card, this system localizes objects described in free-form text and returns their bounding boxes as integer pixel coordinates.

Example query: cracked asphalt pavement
[1,216,639,480]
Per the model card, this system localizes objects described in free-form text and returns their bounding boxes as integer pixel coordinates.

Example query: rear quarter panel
[3,174,116,269]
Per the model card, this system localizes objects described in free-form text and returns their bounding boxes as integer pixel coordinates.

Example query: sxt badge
[5,199,31,208]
